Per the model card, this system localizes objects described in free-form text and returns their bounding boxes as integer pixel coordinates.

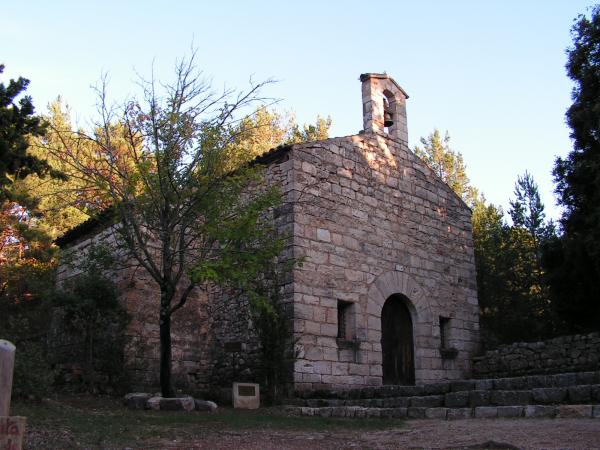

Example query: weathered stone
[194,399,217,412]
[444,391,469,407]
[557,405,592,418]
[474,406,497,418]
[474,379,494,391]
[424,407,448,419]
[592,385,600,402]
[568,385,592,403]
[0,340,16,416]
[409,395,444,408]
[159,396,195,411]
[423,382,450,395]
[447,408,472,420]
[407,407,427,419]
[450,380,475,392]
[532,388,567,404]
[524,405,555,418]
[468,391,490,407]
[391,407,408,418]
[497,406,523,418]
[147,396,161,411]
[592,405,600,418]
[383,397,410,408]
[490,390,532,406]
[124,392,152,410]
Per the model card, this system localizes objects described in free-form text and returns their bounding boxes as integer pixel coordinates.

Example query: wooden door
[381,294,415,385]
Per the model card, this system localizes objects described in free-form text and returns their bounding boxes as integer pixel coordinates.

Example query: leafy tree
[548,5,600,331]
[414,129,477,206]
[226,107,331,169]
[0,64,54,202]
[44,56,288,397]
[509,171,555,258]
[52,244,129,393]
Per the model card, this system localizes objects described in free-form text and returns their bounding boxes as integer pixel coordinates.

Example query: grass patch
[12,395,404,448]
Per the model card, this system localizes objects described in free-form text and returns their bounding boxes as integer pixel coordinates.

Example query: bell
[383,99,394,127]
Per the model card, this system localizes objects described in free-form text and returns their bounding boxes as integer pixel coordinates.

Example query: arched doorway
[381,294,415,385]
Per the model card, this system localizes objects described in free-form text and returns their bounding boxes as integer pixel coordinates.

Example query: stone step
[284,404,600,420]
[293,370,600,401]
[289,384,600,408]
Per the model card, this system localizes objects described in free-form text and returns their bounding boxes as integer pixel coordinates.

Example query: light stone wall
[286,132,479,391]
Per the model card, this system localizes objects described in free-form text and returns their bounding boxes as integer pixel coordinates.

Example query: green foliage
[0,64,52,202]
[548,4,600,331]
[473,174,558,347]
[226,107,332,169]
[52,245,129,393]
[414,129,477,206]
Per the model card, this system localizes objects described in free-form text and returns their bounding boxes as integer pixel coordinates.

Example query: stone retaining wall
[472,333,600,379]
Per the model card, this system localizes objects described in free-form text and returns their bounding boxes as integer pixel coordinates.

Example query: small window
[439,316,451,349]
[337,301,353,340]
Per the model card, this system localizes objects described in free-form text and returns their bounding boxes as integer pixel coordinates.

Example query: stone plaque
[233,382,259,409]
[0,417,26,450]
[238,385,256,397]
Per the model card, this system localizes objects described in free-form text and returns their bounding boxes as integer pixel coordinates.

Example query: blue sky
[3,0,596,220]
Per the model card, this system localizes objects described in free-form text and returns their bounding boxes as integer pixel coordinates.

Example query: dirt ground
[16,395,600,450]
[154,419,600,450]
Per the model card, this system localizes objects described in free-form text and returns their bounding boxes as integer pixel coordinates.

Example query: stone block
[450,380,475,392]
[568,385,592,403]
[407,407,427,419]
[409,395,444,408]
[497,406,523,418]
[384,397,410,408]
[474,406,498,418]
[474,379,494,391]
[194,399,218,412]
[524,405,556,418]
[557,405,592,418]
[147,396,161,411]
[490,390,532,406]
[447,408,472,420]
[592,385,600,402]
[554,373,578,387]
[392,407,408,418]
[423,382,450,395]
[124,392,152,410]
[444,391,469,408]
[425,407,448,419]
[593,405,600,418]
[468,391,490,407]
[532,388,567,404]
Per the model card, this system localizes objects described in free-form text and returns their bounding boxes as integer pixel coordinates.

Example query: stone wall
[55,152,295,395]
[288,131,479,391]
[472,333,600,379]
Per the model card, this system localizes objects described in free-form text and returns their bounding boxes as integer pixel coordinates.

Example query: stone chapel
[57,73,480,394]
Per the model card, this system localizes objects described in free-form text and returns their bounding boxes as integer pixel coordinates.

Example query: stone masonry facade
[286,74,479,390]
[56,73,479,394]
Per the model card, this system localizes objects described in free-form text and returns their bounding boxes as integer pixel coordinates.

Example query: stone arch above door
[367,271,432,327]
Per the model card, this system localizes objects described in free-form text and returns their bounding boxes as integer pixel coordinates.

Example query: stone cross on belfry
[360,73,409,145]
[0,340,15,417]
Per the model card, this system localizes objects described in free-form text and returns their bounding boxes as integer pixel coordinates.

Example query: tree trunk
[159,292,174,397]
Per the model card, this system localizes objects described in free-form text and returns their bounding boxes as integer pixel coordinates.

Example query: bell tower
[360,73,409,145]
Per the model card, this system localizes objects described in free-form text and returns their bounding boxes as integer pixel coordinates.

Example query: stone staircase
[284,370,600,419]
